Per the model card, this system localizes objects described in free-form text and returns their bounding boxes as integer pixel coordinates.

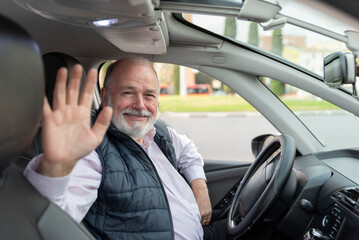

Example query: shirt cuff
[182,165,207,183]
[24,154,70,202]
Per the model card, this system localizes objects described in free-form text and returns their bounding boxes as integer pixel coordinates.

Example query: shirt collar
[143,126,156,148]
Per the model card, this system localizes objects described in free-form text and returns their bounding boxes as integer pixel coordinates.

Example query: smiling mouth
[122,109,152,122]
[124,113,148,121]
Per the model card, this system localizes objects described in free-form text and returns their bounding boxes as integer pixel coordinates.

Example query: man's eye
[146,94,156,98]
[123,91,133,95]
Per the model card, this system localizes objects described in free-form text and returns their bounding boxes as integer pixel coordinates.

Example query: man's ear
[101,88,108,106]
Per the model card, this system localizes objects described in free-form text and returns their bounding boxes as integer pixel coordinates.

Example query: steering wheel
[227,134,296,237]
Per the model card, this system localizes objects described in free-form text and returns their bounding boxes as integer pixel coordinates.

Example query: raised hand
[38,64,112,177]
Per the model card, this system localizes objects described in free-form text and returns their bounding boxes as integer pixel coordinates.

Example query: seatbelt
[153,119,178,170]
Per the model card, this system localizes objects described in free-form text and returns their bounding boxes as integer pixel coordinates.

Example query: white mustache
[122,109,152,117]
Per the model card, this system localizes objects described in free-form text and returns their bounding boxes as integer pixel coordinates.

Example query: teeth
[122,110,151,117]
[126,113,145,117]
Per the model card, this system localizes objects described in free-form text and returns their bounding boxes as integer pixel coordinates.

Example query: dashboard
[277,149,359,240]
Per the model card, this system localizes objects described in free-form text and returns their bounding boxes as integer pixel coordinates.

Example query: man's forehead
[108,61,159,91]
[115,60,154,75]
[117,84,157,92]
[115,63,156,79]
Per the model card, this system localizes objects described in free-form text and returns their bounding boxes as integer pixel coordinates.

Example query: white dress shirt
[24,126,206,240]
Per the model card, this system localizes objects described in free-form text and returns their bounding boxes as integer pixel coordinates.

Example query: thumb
[92,106,113,145]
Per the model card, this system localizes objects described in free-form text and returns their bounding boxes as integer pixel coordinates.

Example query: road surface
[159,111,359,162]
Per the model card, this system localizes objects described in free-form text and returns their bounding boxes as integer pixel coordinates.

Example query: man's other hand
[191,178,212,225]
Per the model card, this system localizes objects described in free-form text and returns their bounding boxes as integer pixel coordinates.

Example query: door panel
[204,160,251,220]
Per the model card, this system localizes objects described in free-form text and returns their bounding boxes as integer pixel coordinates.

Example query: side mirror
[251,134,278,158]
[324,52,357,91]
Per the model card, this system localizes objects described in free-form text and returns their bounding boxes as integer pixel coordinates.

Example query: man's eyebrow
[146,89,158,94]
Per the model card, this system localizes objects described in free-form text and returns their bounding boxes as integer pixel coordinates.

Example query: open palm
[38,65,112,177]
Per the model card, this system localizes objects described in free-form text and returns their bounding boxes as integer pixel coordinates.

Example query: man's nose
[133,95,146,109]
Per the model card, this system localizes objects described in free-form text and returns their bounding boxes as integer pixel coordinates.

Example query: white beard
[108,97,155,139]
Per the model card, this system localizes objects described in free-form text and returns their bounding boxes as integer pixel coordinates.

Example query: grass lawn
[158,95,340,112]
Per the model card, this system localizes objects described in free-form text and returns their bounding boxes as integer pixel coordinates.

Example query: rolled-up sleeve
[167,127,206,183]
[24,154,70,204]
[23,151,102,222]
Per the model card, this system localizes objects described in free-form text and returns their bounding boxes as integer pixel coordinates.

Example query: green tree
[224,17,237,38]
[271,28,283,55]
[248,22,259,47]
[270,28,285,96]
[173,65,180,95]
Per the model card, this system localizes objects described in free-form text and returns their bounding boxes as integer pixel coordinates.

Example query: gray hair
[103,56,160,95]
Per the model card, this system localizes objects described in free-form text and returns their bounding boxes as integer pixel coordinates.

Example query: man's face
[102,61,159,140]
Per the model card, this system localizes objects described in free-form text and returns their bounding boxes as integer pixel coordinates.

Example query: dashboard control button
[322,215,329,227]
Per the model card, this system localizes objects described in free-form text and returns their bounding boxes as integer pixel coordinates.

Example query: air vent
[332,187,359,216]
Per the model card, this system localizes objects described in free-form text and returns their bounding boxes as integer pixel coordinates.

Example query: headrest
[42,52,85,107]
[0,15,44,168]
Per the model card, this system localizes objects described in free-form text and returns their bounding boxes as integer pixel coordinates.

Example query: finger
[91,106,112,145]
[79,68,98,108]
[43,96,52,118]
[66,64,83,105]
[201,219,209,225]
[201,215,210,224]
[52,67,68,110]
[206,210,212,221]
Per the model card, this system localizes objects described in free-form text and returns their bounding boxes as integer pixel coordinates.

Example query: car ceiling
[318,0,359,22]
[0,1,124,59]
[1,0,228,62]
[1,0,358,61]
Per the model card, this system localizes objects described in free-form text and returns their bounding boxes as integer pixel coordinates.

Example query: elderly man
[24,58,228,240]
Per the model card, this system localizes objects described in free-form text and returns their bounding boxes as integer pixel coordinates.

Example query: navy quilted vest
[84,112,176,240]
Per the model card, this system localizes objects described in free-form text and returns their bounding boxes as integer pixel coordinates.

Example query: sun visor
[13,0,158,25]
[12,0,168,54]
[95,11,169,55]
[237,0,281,22]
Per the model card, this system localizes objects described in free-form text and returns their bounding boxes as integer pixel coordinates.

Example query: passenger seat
[0,14,94,240]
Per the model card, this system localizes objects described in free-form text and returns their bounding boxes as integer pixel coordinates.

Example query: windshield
[267,79,359,150]
[187,16,347,76]
[180,0,359,151]
[183,0,358,76]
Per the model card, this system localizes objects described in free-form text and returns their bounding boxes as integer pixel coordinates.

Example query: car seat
[0,14,94,240]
